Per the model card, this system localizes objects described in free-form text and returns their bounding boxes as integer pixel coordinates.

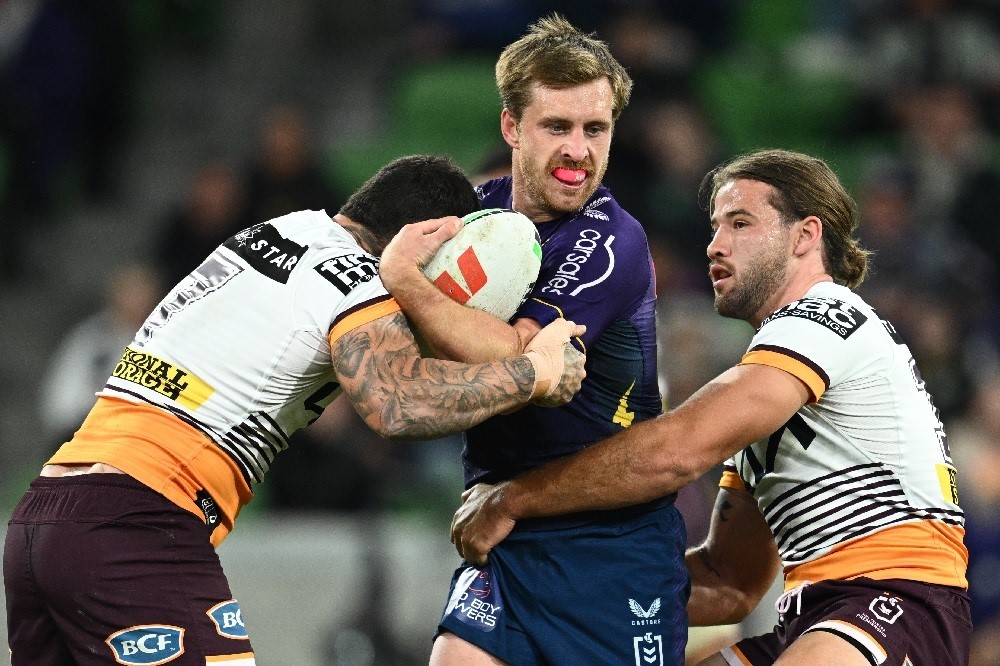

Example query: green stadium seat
[329,56,500,195]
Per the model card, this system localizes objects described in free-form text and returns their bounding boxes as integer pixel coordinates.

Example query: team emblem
[869,594,904,624]
[633,632,664,665]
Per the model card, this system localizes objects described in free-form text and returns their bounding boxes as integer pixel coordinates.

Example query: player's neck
[333,214,381,255]
[751,272,834,328]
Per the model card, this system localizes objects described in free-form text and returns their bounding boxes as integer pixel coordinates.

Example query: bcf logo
[105,625,184,665]
[208,599,249,639]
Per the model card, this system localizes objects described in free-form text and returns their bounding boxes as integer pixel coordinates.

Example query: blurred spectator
[949,372,1000,665]
[155,160,250,287]
[38,262,164,447]
[0,0,135,282]
[405,0,539,59]
[854,0,1000,132]
[894,84,999,228]
[641,97,724,292]
[605,4,701,112]
[243,103,340,225]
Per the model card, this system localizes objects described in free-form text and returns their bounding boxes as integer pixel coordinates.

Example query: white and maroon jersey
[48,210,401,544]
[721,282,967,590]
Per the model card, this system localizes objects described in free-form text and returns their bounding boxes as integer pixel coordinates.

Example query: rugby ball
[422,208,542,321]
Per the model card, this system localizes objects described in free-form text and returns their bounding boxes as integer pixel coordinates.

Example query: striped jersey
[47,210,400,545]
[721,282,967,590]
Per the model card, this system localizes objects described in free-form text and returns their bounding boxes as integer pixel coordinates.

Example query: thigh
[775,631,870,665]
[430,630,511,666]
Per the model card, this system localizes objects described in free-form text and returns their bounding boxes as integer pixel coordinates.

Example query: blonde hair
[496,13,632,122]
[702,149,870,288]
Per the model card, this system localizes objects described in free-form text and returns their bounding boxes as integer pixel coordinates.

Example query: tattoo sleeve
[332,312,535,439]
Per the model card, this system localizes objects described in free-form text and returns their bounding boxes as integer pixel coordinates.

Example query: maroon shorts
[724,577,971,666]
[4,475,256,665]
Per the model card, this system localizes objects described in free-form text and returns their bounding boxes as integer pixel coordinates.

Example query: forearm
[392,266,522,361]
[686,546,758,626]
[333,312,580,440]
[361,354,536,439]
[498,368,806,520]
[500,421,701,523]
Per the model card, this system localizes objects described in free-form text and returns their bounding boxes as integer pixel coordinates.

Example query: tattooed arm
[685,488,781,626]
[332,311,585,440]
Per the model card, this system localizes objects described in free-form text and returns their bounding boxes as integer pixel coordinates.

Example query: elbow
[643,448,704,496]
[366,413,425,441]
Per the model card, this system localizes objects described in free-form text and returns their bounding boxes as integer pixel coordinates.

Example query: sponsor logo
[582,196,611,221]
[444,567,501,631]
[541,229,616,296]
[633,632,663,665]
[196,489,220,528]
[762,296,868,339]
[106,625,184,665]
[629,597,662,626]
[431,246,487,304]
[869,594,904,625]
[112,348,214,409]
[225,224,305,283]
[936,464,960,505]
[315,254,378,295]
[207,600,249,639]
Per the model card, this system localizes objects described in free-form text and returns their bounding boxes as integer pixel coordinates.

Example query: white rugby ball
[422,208,541,321]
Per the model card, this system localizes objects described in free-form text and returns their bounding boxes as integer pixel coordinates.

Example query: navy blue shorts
[4,475,256,665]
[437,500,690,665]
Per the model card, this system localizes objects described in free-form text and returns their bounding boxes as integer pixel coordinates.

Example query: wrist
[523,349,554,400]
[495,478,527,521]
[385,264,432,304]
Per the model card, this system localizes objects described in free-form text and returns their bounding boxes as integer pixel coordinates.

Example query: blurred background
[2,0,1000,664]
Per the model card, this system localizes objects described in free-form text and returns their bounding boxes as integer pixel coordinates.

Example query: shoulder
[476,176,513,207]
[748,284,889,395]
[547,190,650,261]
[757,284,876,344]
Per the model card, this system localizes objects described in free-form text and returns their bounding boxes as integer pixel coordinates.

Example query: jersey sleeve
[296,247,400,346]
[517,205,654,349]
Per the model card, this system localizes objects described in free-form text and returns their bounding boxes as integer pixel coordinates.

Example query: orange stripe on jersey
[205,654,256,663]
[720,469,747,492]
[784,521,968,590]
[739,348,826,403]
[328,297,401,346]
[723,645,754,666]
[46,396,251,547]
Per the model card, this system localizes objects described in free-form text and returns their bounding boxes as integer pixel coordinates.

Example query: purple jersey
[465,177,662,485]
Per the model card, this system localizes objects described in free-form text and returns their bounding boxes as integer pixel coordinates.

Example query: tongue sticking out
[553,167,586,185]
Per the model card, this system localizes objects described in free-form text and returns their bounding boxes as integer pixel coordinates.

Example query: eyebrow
[537,114,611,127]
[710,207,756,226]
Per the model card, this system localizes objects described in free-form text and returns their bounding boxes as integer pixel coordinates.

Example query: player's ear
[793,215,822,257]
[500,109,520,149]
